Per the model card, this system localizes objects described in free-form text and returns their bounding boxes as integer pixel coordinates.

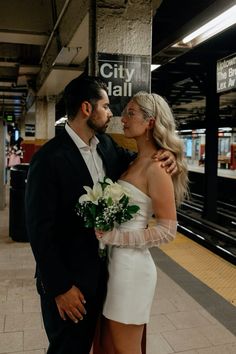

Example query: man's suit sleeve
[107,134,137,169]
[99,134,137,177]
[25,155,73,297]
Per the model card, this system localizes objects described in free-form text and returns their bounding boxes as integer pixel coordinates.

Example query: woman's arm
[96,162,177,248]
[96,219,177,248]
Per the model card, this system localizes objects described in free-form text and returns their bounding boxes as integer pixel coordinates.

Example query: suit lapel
[97,141,111,178]
[60,131,94,187]
[59,130,116,185]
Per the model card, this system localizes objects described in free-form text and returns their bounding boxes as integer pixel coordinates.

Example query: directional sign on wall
[217,53,236,93]
[98,53,151,116]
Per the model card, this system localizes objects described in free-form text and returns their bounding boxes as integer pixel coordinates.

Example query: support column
[19,114,26,138]
[0,120,6,209]
[89,0,153,137]
[89,3,153,353]
[47,96,56,139]
[94,0,152,67]
[35,96,56,140]
[203,60,219,222]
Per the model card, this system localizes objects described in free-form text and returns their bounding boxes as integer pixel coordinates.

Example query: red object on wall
[21,141,46,163]
[200,144,205,157]
[230,144,236,170]
[22,143,36,163]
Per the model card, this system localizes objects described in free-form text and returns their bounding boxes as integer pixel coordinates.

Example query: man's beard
[87,115,109,134]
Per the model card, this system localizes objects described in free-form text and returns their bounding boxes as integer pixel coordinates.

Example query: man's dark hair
[63,75,108,119]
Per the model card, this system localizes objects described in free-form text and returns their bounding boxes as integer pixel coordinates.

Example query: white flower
[79,183,103,204]
[103,182,125,202]
[104,178,113,185]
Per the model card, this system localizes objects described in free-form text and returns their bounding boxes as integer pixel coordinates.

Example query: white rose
[104,182,125,202]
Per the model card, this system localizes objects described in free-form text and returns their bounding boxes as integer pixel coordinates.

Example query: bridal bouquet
[75,177,140,257]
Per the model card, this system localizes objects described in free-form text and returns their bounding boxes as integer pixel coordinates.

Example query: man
[25,75,177,354]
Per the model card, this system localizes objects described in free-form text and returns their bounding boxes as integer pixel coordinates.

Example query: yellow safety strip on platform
[159,233,236,306]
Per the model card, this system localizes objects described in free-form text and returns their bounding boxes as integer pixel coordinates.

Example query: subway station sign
[98,53,150,116]
[217,53,236,93]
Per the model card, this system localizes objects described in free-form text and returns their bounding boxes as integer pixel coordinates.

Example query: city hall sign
[98,53,150,116]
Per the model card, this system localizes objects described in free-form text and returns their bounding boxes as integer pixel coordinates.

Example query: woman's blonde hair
[132,91,189,206]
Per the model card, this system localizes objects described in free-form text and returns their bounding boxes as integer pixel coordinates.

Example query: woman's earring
[146,129,149,141]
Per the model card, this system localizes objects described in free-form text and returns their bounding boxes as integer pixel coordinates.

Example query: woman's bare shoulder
[147,159,167,176]
[147,159,173,189]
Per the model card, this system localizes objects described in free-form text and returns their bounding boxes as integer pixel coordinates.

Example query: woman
[96,91,188,354]
[8,137,24,167]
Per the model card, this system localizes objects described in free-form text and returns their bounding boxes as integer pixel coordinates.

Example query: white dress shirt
[65,123,105,184]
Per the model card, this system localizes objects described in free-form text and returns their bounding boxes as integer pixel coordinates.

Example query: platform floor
[0,191,236,353]
[187,164,236,179]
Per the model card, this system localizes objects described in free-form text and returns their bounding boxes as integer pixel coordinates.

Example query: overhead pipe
[51,0,62,51]
[88,0,97,75]
[39,0,71,65]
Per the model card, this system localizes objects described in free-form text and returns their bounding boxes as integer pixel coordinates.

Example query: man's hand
[55,285,86,323]
[153,150,178,175]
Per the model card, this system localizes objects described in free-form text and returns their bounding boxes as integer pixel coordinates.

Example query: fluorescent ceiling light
[219,127,232,132]
[173,5,236,48]
[183,5,236,44]
[151,64,161,71]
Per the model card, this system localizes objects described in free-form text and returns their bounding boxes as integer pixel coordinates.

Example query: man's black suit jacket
[25,129,134,299]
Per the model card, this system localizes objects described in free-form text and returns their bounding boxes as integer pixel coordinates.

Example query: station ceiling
[152,0,236,129]
[0,0,235,128]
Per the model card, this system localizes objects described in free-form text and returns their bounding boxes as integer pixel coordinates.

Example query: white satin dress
[103,180,157,324]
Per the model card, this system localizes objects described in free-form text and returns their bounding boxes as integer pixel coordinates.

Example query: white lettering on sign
[228,78,235,87]
[218,71,227,80]
[217,56,236,70]
[217,82,226,91]
[217,54,236,93]
[99,62,135,97]
[107,81,132,97]
[100,63,135,82]
[228,67,236,77]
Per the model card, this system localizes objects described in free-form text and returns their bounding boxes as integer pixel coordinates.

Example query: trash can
[9,163,29,242]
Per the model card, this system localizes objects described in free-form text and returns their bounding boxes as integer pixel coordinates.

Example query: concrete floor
[0,186,236,354]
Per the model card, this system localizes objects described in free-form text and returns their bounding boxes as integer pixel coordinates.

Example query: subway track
[177,193,236,265]
[190,193,236,226]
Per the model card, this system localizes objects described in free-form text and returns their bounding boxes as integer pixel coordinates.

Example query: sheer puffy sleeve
[98,219,177,249]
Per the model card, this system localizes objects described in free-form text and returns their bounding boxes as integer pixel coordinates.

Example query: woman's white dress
[103,180,157,324]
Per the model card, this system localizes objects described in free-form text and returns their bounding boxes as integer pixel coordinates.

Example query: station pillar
[91,0,152,70]
[0,120,6,209]
[35,95,56,141]
[88,3,153,353]
[89,0,153,136]
[203,60,219,222]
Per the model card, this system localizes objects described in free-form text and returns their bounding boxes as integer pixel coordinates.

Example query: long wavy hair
[132,91,189,206]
